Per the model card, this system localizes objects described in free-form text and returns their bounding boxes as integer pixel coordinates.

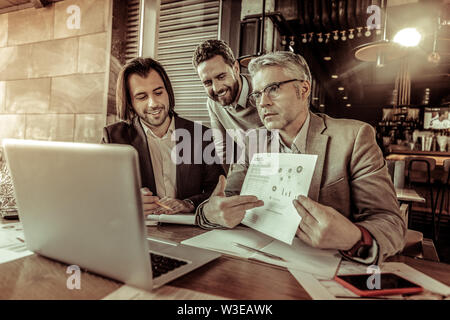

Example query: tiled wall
[0,0,112,143]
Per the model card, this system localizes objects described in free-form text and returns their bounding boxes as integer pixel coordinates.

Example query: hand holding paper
[294,195,362,250]
[203,175,264,228]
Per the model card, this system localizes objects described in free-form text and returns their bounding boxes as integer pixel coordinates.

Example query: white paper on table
[288,269,338,300]
[103,284,227,300]
[262,238,341,279]
[0,223,33,264]
[0,245,33,264]
[240,153,317,244]
[146,214,195,225]
[181,227,341,279]
[181,227,274,258]
[336,260,369,275]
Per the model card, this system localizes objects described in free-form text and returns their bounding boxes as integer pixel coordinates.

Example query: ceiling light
[331,75,338,79]
[323,57,332,61]
[338,87,344,91]
[343,96,348,100]
[346,104,351,107]
[393,28,422,47]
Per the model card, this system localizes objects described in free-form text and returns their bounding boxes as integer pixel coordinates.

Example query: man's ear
[302,81,311,100]
[233,60,240,75]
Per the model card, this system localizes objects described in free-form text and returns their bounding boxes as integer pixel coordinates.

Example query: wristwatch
[344,225,373,258]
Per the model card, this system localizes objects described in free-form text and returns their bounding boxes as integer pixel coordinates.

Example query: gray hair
[248,51,312,84]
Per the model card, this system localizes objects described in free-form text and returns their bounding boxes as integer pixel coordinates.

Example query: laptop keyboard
[150,253,188,278]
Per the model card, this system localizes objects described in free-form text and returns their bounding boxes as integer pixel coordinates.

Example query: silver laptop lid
[3,139,153,290]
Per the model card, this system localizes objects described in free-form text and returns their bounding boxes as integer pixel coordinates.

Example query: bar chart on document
[240,153,317,244]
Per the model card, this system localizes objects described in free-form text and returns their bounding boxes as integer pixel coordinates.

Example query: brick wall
[0,0,112,143]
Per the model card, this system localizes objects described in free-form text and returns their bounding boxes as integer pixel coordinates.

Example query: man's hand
[140,188,161,216]
[293,195,362,250]
[153,197,194,215]
[204,175,264,228]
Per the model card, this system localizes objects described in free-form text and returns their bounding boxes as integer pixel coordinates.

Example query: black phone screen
[338,273,420,291]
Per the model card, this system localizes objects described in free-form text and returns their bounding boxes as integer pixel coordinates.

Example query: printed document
[240,153,317,244]
[182,227,341,279]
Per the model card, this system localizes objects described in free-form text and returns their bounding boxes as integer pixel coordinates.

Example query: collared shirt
[234,73,250,110]
[279,112,311,154]
[140,117,177,199]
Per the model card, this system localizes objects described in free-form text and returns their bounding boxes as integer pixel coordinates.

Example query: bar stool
[435,159,450,241]
[405,157,437,240]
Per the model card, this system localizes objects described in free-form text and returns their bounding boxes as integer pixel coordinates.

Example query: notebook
[2,139,220,291]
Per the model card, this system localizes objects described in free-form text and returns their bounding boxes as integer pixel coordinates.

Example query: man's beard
[142,105,169,127]
[211,80,239,106]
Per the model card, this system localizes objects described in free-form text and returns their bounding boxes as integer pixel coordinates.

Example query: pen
[155,200,173,211]
[233,242,286,262]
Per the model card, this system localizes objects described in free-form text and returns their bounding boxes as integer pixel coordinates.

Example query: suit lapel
[305,113,329,201]
[131,117,156,192]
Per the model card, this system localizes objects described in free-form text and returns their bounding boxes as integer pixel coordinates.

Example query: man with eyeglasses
[195,51,405,265]
[193,40,264,171]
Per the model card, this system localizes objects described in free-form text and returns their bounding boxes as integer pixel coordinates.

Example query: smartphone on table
[334,273,423,297]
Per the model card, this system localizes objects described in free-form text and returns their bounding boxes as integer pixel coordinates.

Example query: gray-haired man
[196,51,406,265]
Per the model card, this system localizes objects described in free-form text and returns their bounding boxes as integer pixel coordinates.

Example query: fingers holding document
[204,194,264,228]
[293,195,362,250]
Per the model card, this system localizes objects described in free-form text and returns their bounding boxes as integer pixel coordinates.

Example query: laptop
[2,139,220,291]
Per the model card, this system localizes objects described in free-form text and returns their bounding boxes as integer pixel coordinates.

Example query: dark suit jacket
[102,116,225,208]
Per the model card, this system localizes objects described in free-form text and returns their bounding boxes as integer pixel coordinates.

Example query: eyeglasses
[249,79,304,104]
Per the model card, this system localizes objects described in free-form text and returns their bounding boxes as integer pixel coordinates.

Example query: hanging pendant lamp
[353,0,407,68]
[238,0,266,68]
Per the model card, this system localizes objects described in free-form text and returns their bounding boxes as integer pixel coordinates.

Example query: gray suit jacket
[225,112,406,264]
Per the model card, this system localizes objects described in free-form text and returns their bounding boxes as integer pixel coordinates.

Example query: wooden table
[1,222,450,300]
[396,188,426,203]
[386,153,449,167]
[396,187,426,228]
